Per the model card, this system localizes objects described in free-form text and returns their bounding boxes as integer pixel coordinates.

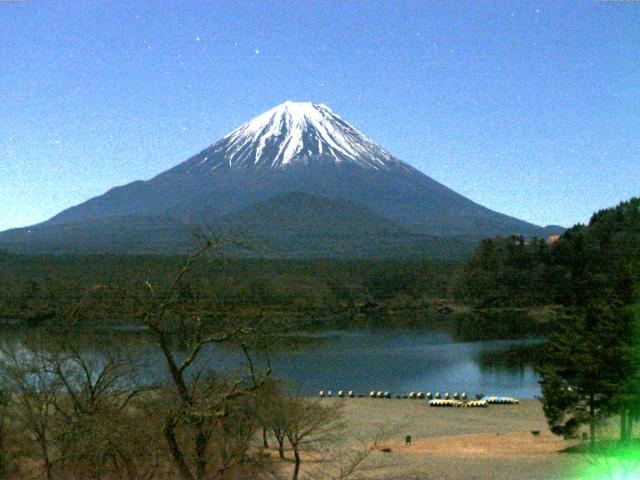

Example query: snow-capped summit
[1,100,550,255]
[192,101,406,171]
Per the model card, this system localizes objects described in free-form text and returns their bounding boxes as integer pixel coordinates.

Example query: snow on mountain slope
[189,101,409,171]
[1,100,549,253]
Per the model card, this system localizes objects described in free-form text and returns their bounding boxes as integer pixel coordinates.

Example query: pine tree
[610,310,640,441]
[537,301,634,448]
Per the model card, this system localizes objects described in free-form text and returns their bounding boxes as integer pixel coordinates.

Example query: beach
[272,398,590,479]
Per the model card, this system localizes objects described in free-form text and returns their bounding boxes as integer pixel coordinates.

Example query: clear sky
[1,1,638,232]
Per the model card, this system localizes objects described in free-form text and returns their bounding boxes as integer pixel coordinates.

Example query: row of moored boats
[318,390,520,407]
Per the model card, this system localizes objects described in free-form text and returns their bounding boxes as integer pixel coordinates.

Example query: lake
[133,329,543,399]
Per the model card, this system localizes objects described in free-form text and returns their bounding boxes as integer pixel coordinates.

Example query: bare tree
[306,432,382,480]
[238,323,276,451]
[209,395,260,479]
[118,239,268,480]
[284,397,343,480]
[0,238,307,480]
[259,383,289,459]
[306,421,405,480]
[45,340,156,480]
[0,341,60,480]
[46,341,141,418]
[235,315,297,454]
[0,382,11,479]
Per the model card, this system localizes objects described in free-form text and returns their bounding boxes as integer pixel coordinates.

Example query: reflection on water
[148,329,542,399]
[1,329,543,399]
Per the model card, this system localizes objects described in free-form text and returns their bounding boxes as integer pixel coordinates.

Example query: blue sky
[1,1,638,231]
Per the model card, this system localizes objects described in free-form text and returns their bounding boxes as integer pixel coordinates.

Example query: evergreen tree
[537,301,635,447]
[610,310,640,441]
[456,197,640,309]
[455,235,551,308]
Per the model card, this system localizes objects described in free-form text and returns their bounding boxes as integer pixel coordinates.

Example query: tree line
[454,198,640,309]
[0,252,456,331]
[457,198,640,447]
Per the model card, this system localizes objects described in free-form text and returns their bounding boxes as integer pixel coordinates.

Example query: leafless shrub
[115,239,271,480]
[305,422,399,480]
[0,380,13,477]
[283,397,344,480]
[46,341,156,480]
[0,341,59,480]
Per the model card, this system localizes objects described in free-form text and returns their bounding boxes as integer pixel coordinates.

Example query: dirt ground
[272,398,594,480]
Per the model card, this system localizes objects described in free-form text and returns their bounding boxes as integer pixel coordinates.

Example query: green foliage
[454,197,640,442]
[454,236,552,308]
[455,197,640,309]
[553,198,640,306]
[451,308,549,341]
[0,254,458,330]
[536,302,635,443]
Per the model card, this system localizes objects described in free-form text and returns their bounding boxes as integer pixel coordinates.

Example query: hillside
[0,102,549,256]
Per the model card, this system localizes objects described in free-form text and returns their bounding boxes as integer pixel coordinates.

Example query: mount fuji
[0,101,556,257]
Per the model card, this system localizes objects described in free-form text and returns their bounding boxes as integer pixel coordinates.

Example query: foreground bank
[270,398,613,479]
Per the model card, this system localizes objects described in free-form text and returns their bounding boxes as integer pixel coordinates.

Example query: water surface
[143,329,542,398]
[2,328,542,399]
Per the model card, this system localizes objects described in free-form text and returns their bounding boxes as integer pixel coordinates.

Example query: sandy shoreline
[271,398,592,479]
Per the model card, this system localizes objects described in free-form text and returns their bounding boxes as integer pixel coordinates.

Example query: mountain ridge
[1,101,555,256]
[0,192,476,258]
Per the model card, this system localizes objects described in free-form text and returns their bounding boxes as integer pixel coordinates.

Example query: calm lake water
[2,329,542,399]
[134,329,542,399]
